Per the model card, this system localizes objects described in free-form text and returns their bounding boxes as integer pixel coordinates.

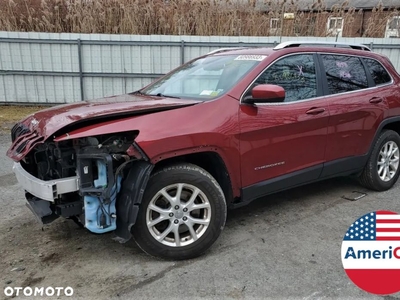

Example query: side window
[252,54,317,102]
[321,54,368,94]
[363,58,391,86]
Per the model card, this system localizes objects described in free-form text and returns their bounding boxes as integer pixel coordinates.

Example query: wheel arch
[359,127,400,191]
[367,116,400,157]
[152,151,236,208]
[381,119,400,136]
[114,150,238,242]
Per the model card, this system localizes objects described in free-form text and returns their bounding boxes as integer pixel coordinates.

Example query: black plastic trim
[320,155,368,178]
[313,53,325,97]
[360,57,376,87]
[114,161,154,242]
[315,53,329,96]
[240,164,323,207]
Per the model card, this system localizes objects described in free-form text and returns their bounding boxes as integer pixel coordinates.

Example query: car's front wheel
[359,129,400,191]
[132,163,227,260]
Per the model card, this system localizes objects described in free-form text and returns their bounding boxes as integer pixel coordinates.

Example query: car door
[318,54,390,177]
[239,53,330,200]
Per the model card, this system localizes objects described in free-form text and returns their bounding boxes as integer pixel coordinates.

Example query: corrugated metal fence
[0,31,399,104]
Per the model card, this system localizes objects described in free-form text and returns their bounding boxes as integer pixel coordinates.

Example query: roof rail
[273,41,371,51]
[207,47,248,55]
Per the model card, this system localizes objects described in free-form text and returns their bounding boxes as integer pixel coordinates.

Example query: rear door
[239,53,330,199]
[318,53,390,177]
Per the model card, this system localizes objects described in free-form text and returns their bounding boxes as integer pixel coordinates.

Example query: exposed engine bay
[21,131,143,234]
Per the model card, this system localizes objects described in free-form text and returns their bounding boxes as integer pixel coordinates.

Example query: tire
[132,163,227,260]
[359,130,400,191]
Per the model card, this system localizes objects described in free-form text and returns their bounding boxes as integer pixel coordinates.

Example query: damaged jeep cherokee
[7,41,400,260]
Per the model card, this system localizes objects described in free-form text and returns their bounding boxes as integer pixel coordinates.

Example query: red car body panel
[239,98,330,187]
[325,87,389,162]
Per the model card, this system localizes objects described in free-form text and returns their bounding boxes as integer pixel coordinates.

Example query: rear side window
[363,58,391,85]
[321,54,369,94]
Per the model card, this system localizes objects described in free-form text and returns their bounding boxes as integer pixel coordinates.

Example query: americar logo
[341,210,400,295]
[344,246,400,259]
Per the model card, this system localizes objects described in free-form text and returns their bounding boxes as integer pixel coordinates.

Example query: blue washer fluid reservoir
[84,160,121,234]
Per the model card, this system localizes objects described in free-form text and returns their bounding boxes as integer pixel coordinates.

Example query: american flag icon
[341,210,400,295]
[343,211,400,241]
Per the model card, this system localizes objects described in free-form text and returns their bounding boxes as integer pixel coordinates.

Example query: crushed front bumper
[13,162,79,202]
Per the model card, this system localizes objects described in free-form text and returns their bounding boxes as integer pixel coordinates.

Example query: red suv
[7,41,400,260]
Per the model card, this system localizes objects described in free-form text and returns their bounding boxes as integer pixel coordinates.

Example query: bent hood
[7,94,201,161]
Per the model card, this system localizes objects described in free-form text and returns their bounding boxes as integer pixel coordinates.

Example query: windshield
[140,54,265,100]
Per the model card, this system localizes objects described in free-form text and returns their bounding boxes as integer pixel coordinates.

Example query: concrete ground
[1,132,399,300]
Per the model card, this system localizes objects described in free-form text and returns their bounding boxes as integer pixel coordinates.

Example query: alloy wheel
[377,141,400,182]
[146,183,211,247]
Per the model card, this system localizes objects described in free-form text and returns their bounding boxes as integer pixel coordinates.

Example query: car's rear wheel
[132,163,227,260]
[359,130,400,191]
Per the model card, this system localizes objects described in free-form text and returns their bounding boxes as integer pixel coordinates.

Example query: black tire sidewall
[368,130,400,190]
[132,164,227,260]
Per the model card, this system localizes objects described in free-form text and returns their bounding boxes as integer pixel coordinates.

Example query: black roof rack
[273,41,371,51]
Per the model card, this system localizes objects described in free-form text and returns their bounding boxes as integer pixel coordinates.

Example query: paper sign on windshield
[234,55,266,61]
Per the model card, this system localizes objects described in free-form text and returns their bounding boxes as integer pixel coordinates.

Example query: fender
[114,160,154,242]
[366,116,400,158]
[140,142,241,199]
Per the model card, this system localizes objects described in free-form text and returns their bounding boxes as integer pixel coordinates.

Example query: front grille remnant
[11,123,30,142]
[16,140,29,154]
[9,123,43,157]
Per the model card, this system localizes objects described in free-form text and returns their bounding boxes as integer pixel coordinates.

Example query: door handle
[306,107,325,115]
[369,97,383,104]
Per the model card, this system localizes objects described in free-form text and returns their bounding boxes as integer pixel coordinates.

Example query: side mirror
[243,84,285,104]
